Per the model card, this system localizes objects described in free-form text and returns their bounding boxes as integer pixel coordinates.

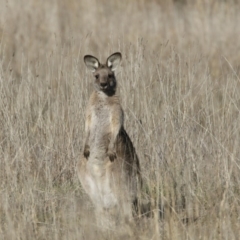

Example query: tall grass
[0,0,240,239]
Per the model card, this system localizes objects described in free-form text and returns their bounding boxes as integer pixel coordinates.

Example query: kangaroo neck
[97,89,116,98]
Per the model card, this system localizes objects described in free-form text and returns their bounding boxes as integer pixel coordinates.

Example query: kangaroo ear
[107,52,122,71]
[84,55,100,72]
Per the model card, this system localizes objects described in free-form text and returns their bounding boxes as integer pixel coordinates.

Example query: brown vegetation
[0,0,240,239]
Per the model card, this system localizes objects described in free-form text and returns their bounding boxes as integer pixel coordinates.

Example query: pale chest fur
[87,92,120,158]
[90,100,111,133]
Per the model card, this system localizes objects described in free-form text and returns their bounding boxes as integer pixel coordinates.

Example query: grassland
[0,0,240,239]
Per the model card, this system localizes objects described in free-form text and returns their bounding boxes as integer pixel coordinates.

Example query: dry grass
[1,0,240,239]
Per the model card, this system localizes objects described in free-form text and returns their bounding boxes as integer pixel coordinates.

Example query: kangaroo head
[84,52,122,95]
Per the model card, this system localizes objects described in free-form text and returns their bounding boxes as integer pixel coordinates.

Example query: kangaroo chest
[89,100,112,149]
[91,101,112,132]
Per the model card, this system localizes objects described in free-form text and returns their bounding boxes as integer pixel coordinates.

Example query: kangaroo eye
[95,74,99,79]
[108,74,113,78]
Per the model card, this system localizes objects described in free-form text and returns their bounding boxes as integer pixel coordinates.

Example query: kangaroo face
[84,52,122,95]
[93,66,116,93]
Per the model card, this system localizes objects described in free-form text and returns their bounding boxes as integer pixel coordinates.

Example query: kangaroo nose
[100,82,107,87]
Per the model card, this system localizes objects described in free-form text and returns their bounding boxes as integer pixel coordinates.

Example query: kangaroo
[77,52,142,228]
